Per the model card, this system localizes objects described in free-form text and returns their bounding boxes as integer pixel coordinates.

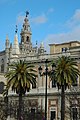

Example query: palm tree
[5,60,37,120]
[51,56,80,120]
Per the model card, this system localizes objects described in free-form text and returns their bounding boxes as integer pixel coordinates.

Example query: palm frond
[4,60,37,95]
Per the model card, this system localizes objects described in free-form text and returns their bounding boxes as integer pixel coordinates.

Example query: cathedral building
[0,12,80,120]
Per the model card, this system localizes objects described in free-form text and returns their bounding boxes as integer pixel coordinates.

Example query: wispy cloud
[16,8,54,26]
[66,9,80,28]
[45,27,80,44]
[43,26,80,53]
[31,8,54,25]
[31,14,47,25]
[43,9,80,53]
[16,13,47,26]
[0,0,16,5]
[47,8,54,15]
[16,15,25,25]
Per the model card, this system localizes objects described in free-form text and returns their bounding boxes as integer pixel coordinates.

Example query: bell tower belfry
[20,11,32,52]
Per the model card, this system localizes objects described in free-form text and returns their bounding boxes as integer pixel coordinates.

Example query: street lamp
[38,59,48,120]
[38,59,56,120]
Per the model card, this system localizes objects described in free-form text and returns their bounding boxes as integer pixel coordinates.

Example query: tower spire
[12,25,20,55]
[5,34,9,49]
[15,25,18,34]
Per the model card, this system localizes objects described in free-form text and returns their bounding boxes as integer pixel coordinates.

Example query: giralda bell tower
[20,11,32,52]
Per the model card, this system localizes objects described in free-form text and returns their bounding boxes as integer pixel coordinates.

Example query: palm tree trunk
[19,93,22,120]
[61,85,65,120]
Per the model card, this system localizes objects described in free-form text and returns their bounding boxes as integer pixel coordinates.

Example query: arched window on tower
[1,59,4,73]
[21,36,24,43]
[26,36,29,42]
[24,26,26,30]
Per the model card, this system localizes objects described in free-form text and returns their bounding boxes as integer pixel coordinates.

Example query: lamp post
[38,59,48,120]
[38,59,56,120]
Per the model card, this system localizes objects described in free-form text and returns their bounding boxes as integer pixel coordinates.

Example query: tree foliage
[50,56,80,120]
[5,60,37,94]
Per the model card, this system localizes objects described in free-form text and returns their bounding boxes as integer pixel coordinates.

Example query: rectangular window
[62,47,67,52]
[31,108,35,115]
[52,80,56,88]
[1,64,4,73]
[50,111,56,120]
[72,108,78,120]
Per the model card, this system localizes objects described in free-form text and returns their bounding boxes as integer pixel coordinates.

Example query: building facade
[0,13,80,120]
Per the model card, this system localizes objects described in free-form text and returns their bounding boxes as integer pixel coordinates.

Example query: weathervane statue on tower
[26,11,29,17]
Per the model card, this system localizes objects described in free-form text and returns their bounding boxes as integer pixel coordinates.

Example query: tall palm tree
[5,60,37,120]
[51,56,80,120]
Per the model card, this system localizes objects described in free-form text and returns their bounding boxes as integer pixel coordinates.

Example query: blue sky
[0,0,80,52]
